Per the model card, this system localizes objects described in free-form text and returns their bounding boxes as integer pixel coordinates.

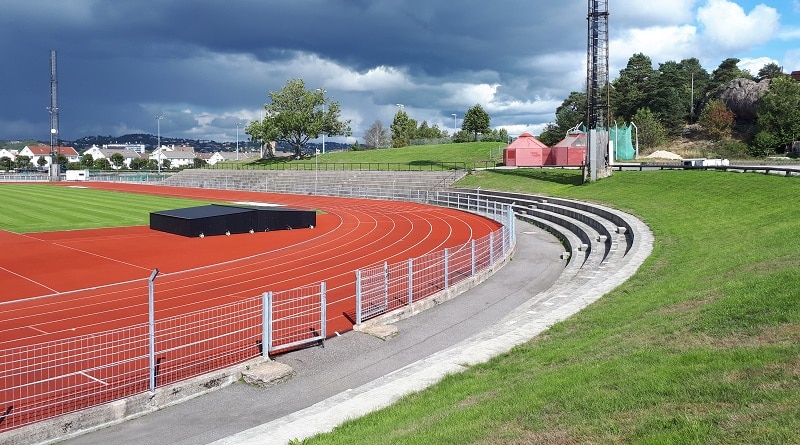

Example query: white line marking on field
[523,231,537,235]
[80,371,108,386]
[28,325,48,334]
[233,201,284,207]
[0,266,59,293]
[51,244,151,272]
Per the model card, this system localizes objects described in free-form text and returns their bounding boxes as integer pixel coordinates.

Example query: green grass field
[2,148,799,443]
[289,153,798,443]
[0,184,213,233]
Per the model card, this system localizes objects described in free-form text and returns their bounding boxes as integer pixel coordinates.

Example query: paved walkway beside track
[60,195,653,445]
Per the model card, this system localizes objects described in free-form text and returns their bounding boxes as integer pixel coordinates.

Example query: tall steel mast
[48,49,60,179]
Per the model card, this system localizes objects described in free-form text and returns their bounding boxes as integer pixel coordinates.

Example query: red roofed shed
[503,133,550,166]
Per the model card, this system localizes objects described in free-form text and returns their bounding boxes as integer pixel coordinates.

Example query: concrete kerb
[8,357,273,445]
[354,243,515,336]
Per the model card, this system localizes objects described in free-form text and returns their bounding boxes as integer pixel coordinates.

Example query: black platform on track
[150,204,316,237]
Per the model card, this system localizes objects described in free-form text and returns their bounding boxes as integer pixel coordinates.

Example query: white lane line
[0,266,59,293]
[79,371,109,386]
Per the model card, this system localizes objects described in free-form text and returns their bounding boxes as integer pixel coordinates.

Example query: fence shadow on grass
[488,168,584,186]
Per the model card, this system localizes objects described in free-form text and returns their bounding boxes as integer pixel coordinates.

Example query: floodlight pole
[316,89,327,154]
[236,122,241,161]
[156,116,163,173]
[148,268,159,392]
[452,113,457,134]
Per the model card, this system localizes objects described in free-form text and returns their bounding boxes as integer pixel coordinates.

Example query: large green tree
[390,110,415,148]
[246,79,351,158]
[631,107,666,150]
[708,58,754,93]
[752,76,800,155]
[756,62,784,81]
[110,152,125,169]
[462,104,491,141]
[539,91,587,146]
[611,53,656,122]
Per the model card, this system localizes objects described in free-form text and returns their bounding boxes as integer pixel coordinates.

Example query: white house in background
[157,150,197,168]
[0,148,17,162]
[150,145,196,168]
[18,145,79,167]
[82,145,142,169]
[208,151,256,165]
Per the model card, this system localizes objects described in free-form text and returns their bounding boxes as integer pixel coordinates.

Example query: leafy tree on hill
[698,100,735,141]
[632,108,666,149]
[462,104,491,141]
[539,91,588,146]
[0,156,12,171]
[757,62,785,81]
[611,53,656,122]
[81,154,94,168]
[709,58,754,94]
[752,76,800,156]
[37,156,47,168]
[246,79,352,158]
[391,109,415,148]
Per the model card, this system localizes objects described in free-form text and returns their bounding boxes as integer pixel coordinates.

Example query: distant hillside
[0,134,351,154]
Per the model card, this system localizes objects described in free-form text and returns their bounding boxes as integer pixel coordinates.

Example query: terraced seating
[443,188,651,299]
[161,169,465,199]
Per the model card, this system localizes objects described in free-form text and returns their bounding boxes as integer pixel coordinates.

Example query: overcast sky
[1,0,798,144]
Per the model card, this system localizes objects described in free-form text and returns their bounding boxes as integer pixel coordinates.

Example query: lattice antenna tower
[48,50,59,163]
[586,0,609,130]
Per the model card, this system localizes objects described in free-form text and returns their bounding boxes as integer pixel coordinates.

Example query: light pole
[316,88,327,154]
[452,113,457,134]
[155,115,163,173]
[236,122,241,161]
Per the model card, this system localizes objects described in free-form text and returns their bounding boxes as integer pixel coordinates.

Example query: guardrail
[205,161,469,171]
[611,162,800,176]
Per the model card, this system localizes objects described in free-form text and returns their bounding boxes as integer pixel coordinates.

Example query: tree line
[538,53,800,157]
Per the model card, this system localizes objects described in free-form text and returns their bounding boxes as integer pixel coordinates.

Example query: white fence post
[444,248,449,289]
[262,291,272,358]
[148,268,158,392]
[408,258,413,305]
[320,282,327,340]
[355,270,362,325]
[471,239,476,276]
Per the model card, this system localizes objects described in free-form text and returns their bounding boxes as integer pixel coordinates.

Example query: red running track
[1,182,500,344]
[0,182,501,431]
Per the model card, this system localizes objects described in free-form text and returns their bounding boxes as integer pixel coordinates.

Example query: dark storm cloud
[0,0,589,141]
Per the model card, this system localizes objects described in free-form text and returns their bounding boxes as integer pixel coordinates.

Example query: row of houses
[0,144,259,170]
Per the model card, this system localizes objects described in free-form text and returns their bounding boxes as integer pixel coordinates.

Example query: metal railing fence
[355,198,514,323]
[0,282,326,433]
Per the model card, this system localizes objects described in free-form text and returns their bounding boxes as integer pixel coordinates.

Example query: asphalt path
[62,219,566,445]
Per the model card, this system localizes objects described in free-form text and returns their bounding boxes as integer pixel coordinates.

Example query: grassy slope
[0,184,212,233]
[293,148,800,443]
[235,142,505,169]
